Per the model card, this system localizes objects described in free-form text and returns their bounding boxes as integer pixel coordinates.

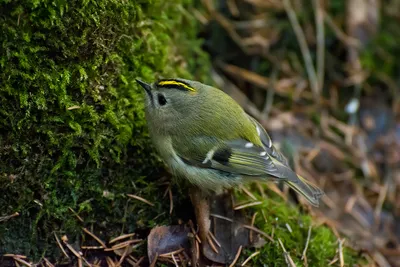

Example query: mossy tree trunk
[0,0,209,259]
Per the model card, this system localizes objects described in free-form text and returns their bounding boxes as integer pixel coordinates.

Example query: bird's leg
[189,187,210,243]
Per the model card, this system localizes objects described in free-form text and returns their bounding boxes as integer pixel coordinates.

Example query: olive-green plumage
[137,78,324,206]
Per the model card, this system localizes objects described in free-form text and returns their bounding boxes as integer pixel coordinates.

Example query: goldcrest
[137,78,324,206]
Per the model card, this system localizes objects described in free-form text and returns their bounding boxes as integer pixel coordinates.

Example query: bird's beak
[136,79,152,96]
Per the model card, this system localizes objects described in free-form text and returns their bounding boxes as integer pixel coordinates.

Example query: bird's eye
[157,94,167,106]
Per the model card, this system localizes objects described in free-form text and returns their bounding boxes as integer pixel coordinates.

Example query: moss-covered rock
[0,0,209,259]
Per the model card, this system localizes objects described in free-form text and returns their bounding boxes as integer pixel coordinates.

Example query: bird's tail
[285,174,324,207]
[276,140,324,206]
[262,157,324,206]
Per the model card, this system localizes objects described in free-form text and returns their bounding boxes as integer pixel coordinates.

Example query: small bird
[136,78,324,206]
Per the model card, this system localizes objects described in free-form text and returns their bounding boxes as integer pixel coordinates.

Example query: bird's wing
[246,115,289,166]
[173,136,294,179]
[173,133,324,206]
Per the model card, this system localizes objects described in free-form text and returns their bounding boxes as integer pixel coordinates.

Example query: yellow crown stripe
[157,80,196,92]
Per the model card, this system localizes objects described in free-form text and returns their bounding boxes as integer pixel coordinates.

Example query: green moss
[0,0,209,259]
[234,186,366,266]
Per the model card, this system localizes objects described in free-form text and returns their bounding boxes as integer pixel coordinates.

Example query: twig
[180,250,190,266]
[278,238,296,267]
[168,186,174,214]
[67,105,80,110]
[54,233,70,259]
[106,256,116,267]
[256,182,266,198]
[109,233,136,244]
[240,185,257,201]
[261,68,278,122]
[81,246,104,250]
[127,194,155,206]
[188,220,201,243]
[207,234,219,254]
[188,233,198,266]
[372,251,393,266]
[203,0,249,54]
[266,183,288,201]
[323,11,361,48]
[159,248,185,258]
[3,254,27,259]
[210,213,234,222]
[210,213,274,242]
[249,212,258,243]
[128,255,138,263]
[374,178,389,220]
[193,9,209,25]
[64,242,81,259]
[43,258,55,267]
[118,245,131,266]
[68,207,84,222]
[0,212,19,222]
[305,147,321,163]
[229,246,243,267]
[128,256,145,267]
[105,239,142,251]
[339,238,345,267]
[285,223,293,234]
[208,231,221,247]
[328,257,339,265]
[64,242,92,267]
[314,0,325,94]
[171,254,179,267]
[241,251,260,266]
[134,256,145,267]
[227,0,240,16]
[82,227,107,248]
[283,0,319,100]
[234,201,263,210]
[149,253,158,267]
[218,61,299,99]
[13,257,32,267]
[344,195,357,213]
[243,225,274,242]
[301,225,312,264]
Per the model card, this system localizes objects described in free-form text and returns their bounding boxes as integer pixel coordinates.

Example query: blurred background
[197,0,400,265]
